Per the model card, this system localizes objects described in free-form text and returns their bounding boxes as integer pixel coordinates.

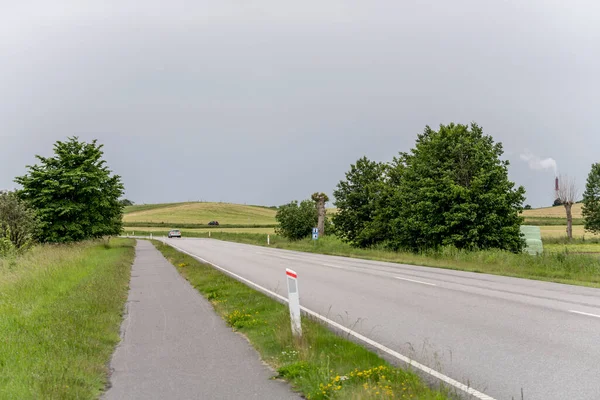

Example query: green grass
[168,232,600,288]
[153,241,450,400]
[0,238,135,399]
[545,243,600,254]
[123,202,277,225]
[523,217,583,226]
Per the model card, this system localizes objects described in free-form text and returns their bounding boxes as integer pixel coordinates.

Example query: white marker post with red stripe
[286,268,302,337]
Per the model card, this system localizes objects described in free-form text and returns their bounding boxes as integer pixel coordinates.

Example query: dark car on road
[168,229,181,238]
[208,221,219,226]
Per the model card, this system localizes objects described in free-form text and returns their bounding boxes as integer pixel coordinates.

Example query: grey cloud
[1,0,599,206]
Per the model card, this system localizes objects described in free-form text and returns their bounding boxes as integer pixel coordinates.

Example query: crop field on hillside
[522,203,583,219]
[123,202,277,225]
[539,225,599,239]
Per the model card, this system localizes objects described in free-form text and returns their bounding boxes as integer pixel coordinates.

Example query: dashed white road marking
[569,310,600,319]
[395,276,437,286]
[321,263,345,269]
[162,239,495,400]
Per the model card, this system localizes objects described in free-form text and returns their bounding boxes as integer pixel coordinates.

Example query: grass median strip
[0,238,135,399]
[153,240,450,400]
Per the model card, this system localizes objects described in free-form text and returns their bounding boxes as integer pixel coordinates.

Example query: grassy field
[0,239,135,399]
[154,241,449,400]
[523,217,584,226]
[124,203,182,214]
[123,202,277,225]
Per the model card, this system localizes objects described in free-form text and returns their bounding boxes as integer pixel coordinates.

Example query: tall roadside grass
[156,231,600,288]
[0,238,135,399]
[153,241,450,400]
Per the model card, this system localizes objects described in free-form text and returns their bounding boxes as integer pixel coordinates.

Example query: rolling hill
[123,202,277,225]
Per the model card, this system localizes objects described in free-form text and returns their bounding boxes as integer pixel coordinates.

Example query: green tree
[275,199,318,241]
[0,191,39,254]
[332,157,388,247]
[15,137,124,243]
[119,199,134,207]
[582,163,600,234]
[387,123,525,252]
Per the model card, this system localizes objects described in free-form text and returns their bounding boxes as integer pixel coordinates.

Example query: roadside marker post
[267,234,270,245]
[286,268,302,338]
[209,231,211,238]
[150,233,153,240]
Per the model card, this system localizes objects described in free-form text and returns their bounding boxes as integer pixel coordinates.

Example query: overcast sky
[1,1,598,207]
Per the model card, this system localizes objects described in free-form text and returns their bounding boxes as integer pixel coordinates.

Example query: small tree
[0,191,39,253]
[119,199,134,207]
[275,200,318,241]
[15,137,124,243]
[555,174,578,240]
[311,192,329,236]
[524,204,532,210]
[582,163,600,234]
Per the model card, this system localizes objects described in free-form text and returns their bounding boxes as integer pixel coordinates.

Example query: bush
[0,191,38,254]
[275,200,318,241]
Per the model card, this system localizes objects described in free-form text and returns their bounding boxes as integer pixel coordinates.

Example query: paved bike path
[104,240,298,399]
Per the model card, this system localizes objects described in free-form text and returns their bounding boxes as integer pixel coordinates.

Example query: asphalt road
[104,241,299,400]
[165,238,600,400]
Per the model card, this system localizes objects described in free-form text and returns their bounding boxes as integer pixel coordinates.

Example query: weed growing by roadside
[0,239,135,399]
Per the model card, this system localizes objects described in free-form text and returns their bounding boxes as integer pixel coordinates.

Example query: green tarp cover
[520,225,543,255]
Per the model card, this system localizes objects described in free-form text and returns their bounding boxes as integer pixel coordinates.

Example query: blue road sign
[312,227,319,240]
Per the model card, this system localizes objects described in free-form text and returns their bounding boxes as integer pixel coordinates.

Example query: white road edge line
[395,276,437,286]
[161,239,496,400]
[322,263,345,269]
[569,310,600,319]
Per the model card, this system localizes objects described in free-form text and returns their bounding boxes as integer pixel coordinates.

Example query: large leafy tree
[332,157,388,247]
[582,163,600,234]
[387,123,525,252]
[0,191,39,253]
[275,199,318,241]
[15,137,124,243]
